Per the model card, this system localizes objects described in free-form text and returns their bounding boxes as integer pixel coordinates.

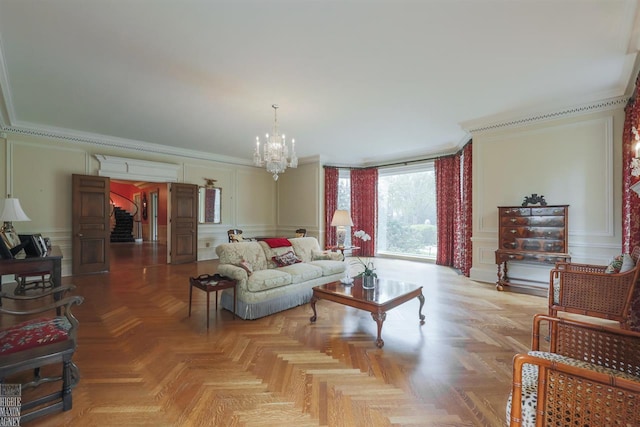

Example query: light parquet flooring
[4,243,554,426]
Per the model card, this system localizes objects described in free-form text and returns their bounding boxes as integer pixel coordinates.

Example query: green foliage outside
[384,221,437,254]
[378,170,437,257]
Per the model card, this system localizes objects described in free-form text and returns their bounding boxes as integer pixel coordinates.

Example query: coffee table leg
[371,311,387,348]
[310,295,318,322]
[417,293,425,324]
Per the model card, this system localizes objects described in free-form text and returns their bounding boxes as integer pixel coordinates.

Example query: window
[337,169,352,247]
[377,163,436,259]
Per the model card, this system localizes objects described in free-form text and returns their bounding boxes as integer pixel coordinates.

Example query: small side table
[326,245,360,256]
[188,273,237,328]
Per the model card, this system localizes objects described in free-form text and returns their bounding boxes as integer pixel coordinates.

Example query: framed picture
[1,231,21,249]
[1,230,25,257]
[17,234,46,257]
[36,234,48,255]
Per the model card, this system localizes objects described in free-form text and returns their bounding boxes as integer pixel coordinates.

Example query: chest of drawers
[495,205,570,291]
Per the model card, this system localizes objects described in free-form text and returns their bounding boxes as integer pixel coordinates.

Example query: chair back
[549,246,640,328]
[227,229,243,242]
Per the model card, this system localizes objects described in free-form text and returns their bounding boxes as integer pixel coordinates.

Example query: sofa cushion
[289,237,322,263]
[278,263,323,284]
[272,250,302,267]
[216,242,268,271]
[605,253,635,273]
[311,249,343,261]
[235,260,253,275]
[259,241,296,269]
[247,269,292,292]
[310,260,347,276]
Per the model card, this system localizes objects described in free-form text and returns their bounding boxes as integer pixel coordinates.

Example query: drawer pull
[510,218,517,223]
[510,230,516,234]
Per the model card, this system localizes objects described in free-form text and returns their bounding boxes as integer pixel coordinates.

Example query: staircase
[111,206,135,243]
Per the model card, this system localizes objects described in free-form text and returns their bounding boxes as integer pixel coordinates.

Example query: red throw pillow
[263,238,292,248]
[272,251,301,267]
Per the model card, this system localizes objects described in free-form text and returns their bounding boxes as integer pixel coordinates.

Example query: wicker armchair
[507,314,640,426]
[0,285,83,423]
[548,246,640,328]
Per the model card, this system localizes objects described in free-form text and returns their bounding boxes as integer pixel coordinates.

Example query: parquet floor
[6,243,553,426]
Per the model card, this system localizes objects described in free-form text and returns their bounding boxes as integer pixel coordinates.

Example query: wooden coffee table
[310,278,425,348]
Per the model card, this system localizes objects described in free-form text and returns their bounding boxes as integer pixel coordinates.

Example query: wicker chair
[0,285,83,423]
[507,314,640,426]
[548,246,640,328]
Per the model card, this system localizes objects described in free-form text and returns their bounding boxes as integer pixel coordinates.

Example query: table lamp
[0,196,31,234]
[330,209,353,247]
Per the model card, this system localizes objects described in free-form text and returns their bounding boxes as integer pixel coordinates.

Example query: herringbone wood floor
[6,243,554,426]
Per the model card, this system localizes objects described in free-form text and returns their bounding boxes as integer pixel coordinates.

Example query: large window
[377,163,436,259]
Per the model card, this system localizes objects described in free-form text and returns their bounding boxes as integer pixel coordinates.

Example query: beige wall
[470,106,626,289]
[0,133,279,274]
[1,101,627,285]
[276,161,324,243]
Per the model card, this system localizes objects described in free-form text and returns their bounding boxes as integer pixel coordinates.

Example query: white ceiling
[1,0,639,167]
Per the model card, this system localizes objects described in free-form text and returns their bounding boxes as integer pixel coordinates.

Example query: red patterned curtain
[623,73,640,252]
[324,167,339,247]
[622,73,640,331]
[453,142,472,276]
[435,155,459,266]
[351,168,378,256]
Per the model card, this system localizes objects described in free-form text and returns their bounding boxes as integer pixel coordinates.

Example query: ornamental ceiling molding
[460,96,629,135]
[0,120,253,166]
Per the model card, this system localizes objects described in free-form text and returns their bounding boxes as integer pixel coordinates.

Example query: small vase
[362,275,376,289]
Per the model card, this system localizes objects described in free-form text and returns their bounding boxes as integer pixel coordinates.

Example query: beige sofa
[216,237,345,319]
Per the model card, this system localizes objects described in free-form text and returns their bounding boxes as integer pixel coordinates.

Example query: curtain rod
[324,139,471,170]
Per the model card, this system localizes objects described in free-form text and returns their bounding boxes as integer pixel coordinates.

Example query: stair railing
[109,191,139,219]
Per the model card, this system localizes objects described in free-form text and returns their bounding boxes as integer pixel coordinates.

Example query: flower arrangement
[351,257,376,278]
[351,230,376,278]
[353,230,371,242]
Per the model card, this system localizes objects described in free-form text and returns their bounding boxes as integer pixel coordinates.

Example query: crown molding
[0,120,254,166]
[460,96,629,135]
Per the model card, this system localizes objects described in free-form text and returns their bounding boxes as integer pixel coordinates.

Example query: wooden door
[169,183,198,264]
[72,174,111,274]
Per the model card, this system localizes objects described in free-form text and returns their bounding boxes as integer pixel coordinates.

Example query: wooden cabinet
[495,205,570,292]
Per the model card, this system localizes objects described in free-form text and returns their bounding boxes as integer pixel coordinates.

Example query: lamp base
[336,226,346,247]
[0,221,14,234]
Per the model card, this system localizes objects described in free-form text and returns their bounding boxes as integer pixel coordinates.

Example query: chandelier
[253,104,298,181]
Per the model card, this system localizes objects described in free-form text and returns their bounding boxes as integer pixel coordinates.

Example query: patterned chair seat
[0,316,71,355]
[506,351,640,426]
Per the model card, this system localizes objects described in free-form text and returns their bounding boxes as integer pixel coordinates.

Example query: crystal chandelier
[253,104,298,181]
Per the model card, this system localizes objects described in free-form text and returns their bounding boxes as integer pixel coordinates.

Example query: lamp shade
[330,210,353,227]
[0,198,31,222]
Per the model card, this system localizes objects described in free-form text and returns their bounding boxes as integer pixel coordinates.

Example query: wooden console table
[0,246,63,303]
